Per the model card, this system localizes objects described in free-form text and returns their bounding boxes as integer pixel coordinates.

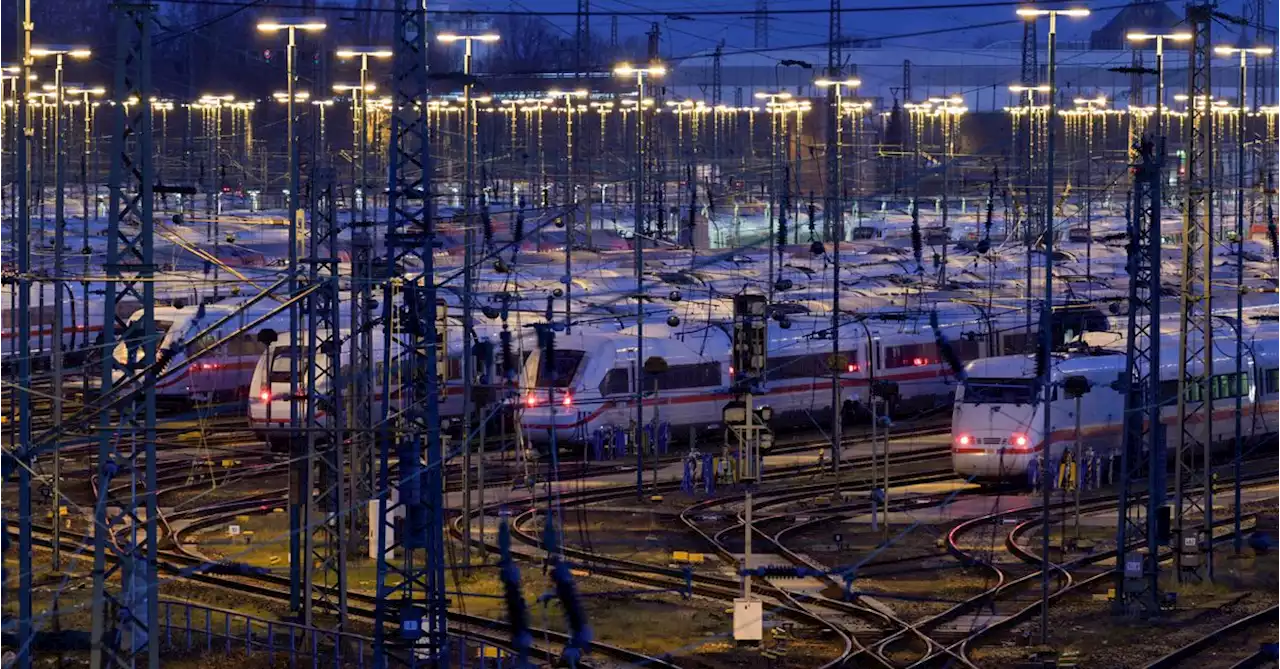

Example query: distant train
[112,298,331,403]
[518,303,1113,447]
[950,326,1280,481]
[247,322,534,443]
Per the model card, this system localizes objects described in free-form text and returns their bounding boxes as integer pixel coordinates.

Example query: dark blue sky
[463,0,1262,59]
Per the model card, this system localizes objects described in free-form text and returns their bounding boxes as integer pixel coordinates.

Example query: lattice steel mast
[1174,4,1215,582]
[89,5,160,668]
[1114,137,1164,616]
[374,0,449,664]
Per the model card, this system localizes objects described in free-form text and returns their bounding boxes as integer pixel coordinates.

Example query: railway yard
[3,0,1280,667]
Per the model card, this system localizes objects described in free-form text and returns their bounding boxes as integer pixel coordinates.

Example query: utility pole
[374,0,449,665]
[90,5,159,668]
[754,0,769,49]
[1114,137,1164,617]
[1174,4,1215,584]
[10,0,34,664]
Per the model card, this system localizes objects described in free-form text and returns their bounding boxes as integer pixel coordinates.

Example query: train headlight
[562,392,573,407]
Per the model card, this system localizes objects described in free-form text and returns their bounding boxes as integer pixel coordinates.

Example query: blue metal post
[90,6,159,668]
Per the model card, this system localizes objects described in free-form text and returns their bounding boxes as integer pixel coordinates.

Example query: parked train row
[951,323,1280,481]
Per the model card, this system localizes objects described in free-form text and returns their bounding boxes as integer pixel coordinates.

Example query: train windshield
[535,350,584,388]
[269,346,309,383]
[962,378,1038,405]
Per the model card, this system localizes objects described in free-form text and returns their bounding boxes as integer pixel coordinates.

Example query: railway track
[919,469,1279,669]
[471,448,959,669]
[1143,604,1279,669]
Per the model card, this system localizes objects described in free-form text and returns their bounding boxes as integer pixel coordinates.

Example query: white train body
[113,297,353,402]
[518,304,1098,445]
[951,329,1280,480]
[247,328,401,435]
[248,322,534,439]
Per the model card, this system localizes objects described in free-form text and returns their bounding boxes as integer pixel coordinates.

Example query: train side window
[652,362,721,391]
[600,368,629,395]
[1158,380,1180,406]
[1210,372,1250,400]
[1264,368,1279,395]
[883,342,939,369]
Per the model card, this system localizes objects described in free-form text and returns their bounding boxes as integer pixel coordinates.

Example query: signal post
[726,294,772,644]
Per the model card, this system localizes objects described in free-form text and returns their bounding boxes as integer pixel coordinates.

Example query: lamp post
[197,93,233,298]
[64,84,104,355]
[336,47,391,220]
[1009,83,1049,258]
[439,32,498,569]
[257,16,325,616]
[1126,32,1193,143]
[614,62,664,497]
[1017,5,1090,648]
[814,77,858,496]
[30,45,89,574]
[1215,44,1272,554]
[548,89,588,334]
[927,95,966,286]
[755,90,792,301]
[1071,94,1106,298]
[2,66,35,221]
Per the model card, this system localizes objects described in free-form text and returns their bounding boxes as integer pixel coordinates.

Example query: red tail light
[847,363,859,373]
[562,392,573,407]
[728,365,735,377]
[957,434,971,446]
[526,394,538,407]
[259,389,271,402]
[1008,433,1033,452]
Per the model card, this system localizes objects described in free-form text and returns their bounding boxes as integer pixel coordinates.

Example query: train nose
[951,431,1039,480]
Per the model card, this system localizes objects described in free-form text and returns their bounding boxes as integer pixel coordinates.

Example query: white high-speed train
[518,303,1113,446]
[950,326,1280,481]
[112,297,328,402]
[247,322,534,442]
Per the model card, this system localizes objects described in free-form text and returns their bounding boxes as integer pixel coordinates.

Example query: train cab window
[962,378,1037,404]
[536,349,585,388]
[1264,368,1279,395]
[599,368,630,395]
[269,346,308,383]
[952,339,981,364]
[1001,332,1032,355]
[229,333,267,357]
[651,362,722,391]
[185,332,219,357]
[883,343,939,369]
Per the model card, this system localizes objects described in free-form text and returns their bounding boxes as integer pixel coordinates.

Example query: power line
[142,0,1092,17]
